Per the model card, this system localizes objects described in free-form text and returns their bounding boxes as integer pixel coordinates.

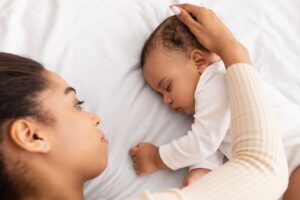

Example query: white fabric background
[0,0,299,199]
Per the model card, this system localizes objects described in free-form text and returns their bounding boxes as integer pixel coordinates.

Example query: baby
[130,15,300,187]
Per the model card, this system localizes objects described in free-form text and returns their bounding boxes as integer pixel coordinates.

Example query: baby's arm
[129,74,230,176]
[159,73,231,170]
[129,143,219,184]
[129,75,229,176]
[129,145,224,178]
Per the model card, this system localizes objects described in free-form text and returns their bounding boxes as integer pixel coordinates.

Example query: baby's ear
[190,49,209,72]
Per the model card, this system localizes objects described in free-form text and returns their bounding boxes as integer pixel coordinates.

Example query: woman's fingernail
[171,5,181,15]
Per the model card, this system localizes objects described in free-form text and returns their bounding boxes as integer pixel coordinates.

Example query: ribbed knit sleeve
[128,63,288,200]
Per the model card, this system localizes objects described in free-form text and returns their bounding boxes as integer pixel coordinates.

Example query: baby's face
[143,47,201,115]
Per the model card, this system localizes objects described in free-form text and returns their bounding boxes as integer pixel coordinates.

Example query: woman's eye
[166,83,172,92]
[74,100,85,110]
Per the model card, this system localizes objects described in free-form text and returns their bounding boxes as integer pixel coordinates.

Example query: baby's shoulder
[197,63,227,90]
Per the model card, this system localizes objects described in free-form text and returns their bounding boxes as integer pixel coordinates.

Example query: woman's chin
[87,154,109,179]
[87,163,108,180]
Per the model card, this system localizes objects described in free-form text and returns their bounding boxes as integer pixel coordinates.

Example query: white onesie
[159,61,300,175]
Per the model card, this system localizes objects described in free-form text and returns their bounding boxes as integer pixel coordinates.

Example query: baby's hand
[129,143,167,176]
[182,168,211,187]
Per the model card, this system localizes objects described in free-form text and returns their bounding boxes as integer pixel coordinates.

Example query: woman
[0,3,289,200]
[0,52,108,199]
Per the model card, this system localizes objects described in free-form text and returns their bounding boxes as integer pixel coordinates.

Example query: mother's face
[41,71,108,179]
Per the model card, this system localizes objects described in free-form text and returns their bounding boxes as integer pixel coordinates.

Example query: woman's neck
[23,179,84,200]
[22,180,84,200]
[22,161,85,200]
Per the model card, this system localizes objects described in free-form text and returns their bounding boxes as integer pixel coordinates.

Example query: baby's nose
[163,95,173,105]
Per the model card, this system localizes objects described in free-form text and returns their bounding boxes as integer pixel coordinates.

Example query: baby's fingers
[133,162,142,176]
[133,158,146,176]
[129,143,144,155]
[129,147,138,156]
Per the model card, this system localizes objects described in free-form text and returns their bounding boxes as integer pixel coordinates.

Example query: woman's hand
[171,4,251,68]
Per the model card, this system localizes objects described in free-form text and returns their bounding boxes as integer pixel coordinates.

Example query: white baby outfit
[159,61,300,175]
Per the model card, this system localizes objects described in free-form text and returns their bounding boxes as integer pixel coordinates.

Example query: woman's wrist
[219,41,251,68]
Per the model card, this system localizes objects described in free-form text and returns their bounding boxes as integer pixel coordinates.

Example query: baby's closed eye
[166,82,172,92]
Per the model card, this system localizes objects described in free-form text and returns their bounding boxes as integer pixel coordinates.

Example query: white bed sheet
[0,0,299,199]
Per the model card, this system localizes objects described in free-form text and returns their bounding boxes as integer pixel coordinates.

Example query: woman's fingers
[175,4,214,23]
[171,3,249,65]
[175,3,204,18]
[171,5,201,29]
[171,5,205,48]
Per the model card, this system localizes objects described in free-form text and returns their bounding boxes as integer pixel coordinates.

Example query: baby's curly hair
[141,15,207,67]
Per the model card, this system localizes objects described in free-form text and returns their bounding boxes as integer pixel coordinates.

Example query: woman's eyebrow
[64,87,76,95]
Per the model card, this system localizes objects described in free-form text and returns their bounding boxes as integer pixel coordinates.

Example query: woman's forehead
[39,70,74,103]
[46,70,69,89]
[38,71,76,113]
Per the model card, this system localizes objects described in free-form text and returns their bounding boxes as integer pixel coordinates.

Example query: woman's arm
[127,4,288,200]
[182,63,288,199]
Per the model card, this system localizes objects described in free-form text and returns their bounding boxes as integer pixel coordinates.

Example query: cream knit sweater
[128,63,289,200]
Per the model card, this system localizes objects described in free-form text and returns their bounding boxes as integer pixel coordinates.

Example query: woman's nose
[91,113,100,126]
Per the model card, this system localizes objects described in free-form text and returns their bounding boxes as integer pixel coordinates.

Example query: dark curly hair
[0,52,51,200]
[140,15,207,67]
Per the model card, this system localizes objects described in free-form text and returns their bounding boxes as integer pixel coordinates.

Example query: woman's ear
[8,119,50,153]
[190,49,209,73]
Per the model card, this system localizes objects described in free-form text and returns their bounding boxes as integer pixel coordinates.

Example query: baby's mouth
[174,107,183,113]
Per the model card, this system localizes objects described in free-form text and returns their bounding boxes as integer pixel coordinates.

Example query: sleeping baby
[129,15,300,187]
